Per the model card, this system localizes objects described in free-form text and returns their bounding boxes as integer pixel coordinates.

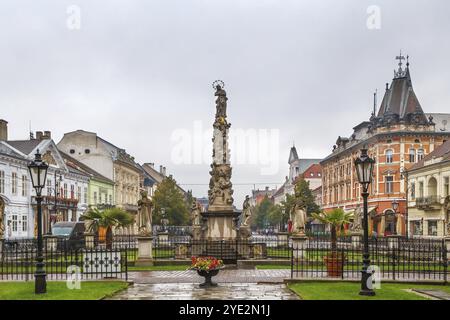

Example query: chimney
[0,119,7,141]
[160,165,163,174]
[36,131,43,140]
[163,167,167,176]
[265,186,269,192]
[43,131,51,139]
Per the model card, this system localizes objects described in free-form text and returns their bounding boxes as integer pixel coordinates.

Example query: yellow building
[407,140,450,238]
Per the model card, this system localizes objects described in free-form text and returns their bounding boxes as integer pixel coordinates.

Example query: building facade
[407,140,450,238]
[321,56,450,236]
[57,130,142,233]
[1,125,89,238]
[273,145,321,205]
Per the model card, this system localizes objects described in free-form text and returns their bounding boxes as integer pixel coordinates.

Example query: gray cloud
[1,0,450,205]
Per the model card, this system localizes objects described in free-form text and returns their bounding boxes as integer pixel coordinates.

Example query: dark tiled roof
[377,68,427,122]
[5,139,41,155]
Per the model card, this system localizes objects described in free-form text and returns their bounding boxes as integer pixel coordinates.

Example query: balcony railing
[415,196,441,208]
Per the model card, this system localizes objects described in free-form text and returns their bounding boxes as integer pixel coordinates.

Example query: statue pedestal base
[291,234,308,260]
[136,236,154,266]
[84,233,96,249]
[445,237,450,261]
[201,210,240,240]
[157,232,169,243]
[192,225,202,241]
[43,235,58,252]
[350,233,362,249]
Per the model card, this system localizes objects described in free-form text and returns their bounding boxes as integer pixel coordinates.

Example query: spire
[394,50,407,78]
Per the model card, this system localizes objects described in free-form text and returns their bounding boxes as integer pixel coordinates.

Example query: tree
[81,207,134,248]
[152,176,189,225]
[293,177,320,216]
[312,209,352,253]
[252,196,284,230]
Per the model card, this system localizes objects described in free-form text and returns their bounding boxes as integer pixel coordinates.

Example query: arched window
[386,149,393,163]
[417,149,424,161]
[409,149,416,163]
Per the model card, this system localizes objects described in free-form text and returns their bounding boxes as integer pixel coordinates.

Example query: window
[70,185,75,199]
[387,139,392,144]
[417,149,424,161]
[85,149,90,154]
[419,181,424,198]
[77,186,81,200]
[63,183,68,198]
[409,149,416,163]
[386,150,393,163]
[94,192,97,204]
[21,175,27,197]
[444,177,449,197]
[22,215,27,232]
[69,149,75,154]
[11,172,17,195]
[410,182,416,199]
[412,221,423,236]
[109,194,112,204]
[0,170,4,194]
[84,187,88,204]
[12,215,18,232]
[428,221,438,236]
[47,179,52,196]
[385,176,394,194]
[414,139,420,143]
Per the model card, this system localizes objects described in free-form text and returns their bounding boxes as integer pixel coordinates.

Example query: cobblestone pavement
[129,269,291,284]
[108,283,299,300]
[108,270,298,300]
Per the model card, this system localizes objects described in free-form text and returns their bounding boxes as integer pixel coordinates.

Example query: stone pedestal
[291,234,308,260]
[192,225,202,241]
[276,232,289,243]
[202,211,240,240]
[387,235,402,250]
[84,232,96,249]
[0,238,3,260]
[351,233,363,249]
[444,237,450,261]
[157,232,169,243]
[43,235,58,252]
[136,236,154,266]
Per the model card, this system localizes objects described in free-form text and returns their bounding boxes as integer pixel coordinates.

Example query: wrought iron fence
[291,236,448,283]
[1,238,128,281]
[152,236,291,261]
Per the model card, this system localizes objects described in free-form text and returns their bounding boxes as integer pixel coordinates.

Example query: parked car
[51,221,86,250]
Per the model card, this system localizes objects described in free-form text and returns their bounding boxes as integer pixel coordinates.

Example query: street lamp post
[28,150,49,294]
[354,148,376,296]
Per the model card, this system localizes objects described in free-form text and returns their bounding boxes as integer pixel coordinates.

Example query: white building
[1,121,89,238]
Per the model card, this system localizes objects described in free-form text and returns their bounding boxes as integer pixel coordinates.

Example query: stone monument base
[136,236,154,266]
[291,234,308,259]
[201,210,241,240]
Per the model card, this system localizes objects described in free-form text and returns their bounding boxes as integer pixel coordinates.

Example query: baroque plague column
[202,81,240,240]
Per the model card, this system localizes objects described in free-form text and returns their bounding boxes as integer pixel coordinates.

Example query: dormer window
[69,149,75,154]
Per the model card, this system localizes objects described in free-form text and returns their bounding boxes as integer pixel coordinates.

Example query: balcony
[415,196,441,210]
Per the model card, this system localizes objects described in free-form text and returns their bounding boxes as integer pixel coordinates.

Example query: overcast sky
[1,0,450,206]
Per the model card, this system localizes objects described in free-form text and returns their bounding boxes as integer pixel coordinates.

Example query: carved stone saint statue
[0,198,5,238]
[137,191,153,236]
[241,195,252,227]
[191,199,202,226]
[290,201,307,235]
[351,206,363,234]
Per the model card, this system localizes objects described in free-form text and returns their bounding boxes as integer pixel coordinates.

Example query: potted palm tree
[312,208,352,277]
[81,207,134,249]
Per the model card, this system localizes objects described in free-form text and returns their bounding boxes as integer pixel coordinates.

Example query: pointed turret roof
[288,145,299,164]
[376,55,428,125]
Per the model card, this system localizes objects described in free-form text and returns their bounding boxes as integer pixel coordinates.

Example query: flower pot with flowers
[190,256,224,287]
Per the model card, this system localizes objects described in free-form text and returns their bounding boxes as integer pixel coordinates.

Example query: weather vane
[212,80,225,90]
